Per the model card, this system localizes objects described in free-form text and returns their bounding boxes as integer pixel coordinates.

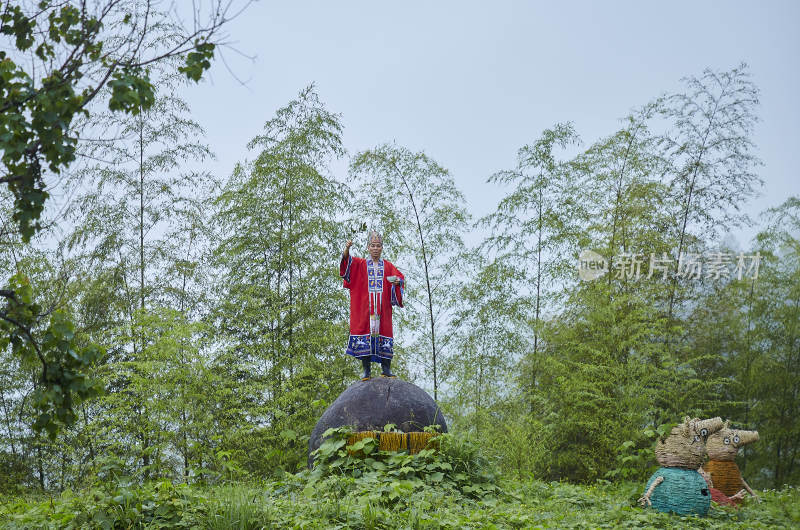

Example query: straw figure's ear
[680,417,692,437]
[696,417,724,438]
[724,419,731,429]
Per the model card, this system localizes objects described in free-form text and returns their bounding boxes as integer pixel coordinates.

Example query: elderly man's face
[368,238,383,261]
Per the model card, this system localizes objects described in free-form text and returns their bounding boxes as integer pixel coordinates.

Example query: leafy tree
[479,122,581,358]
[0,211,81,488]
[746,198,800,487]
[657,63,762,322]
[510,112,683,481]
[0,193,26,472]
[441,254,537,478]
[211,86,352,474]
[0,0,238,238]
[443,256,531,432]
[0,0,251,436]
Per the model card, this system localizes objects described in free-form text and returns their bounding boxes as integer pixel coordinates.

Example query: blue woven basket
[643,467,711,516]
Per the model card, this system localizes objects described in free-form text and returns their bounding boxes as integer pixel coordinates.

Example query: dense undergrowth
[1,431,798,529]
[2,479,797,529]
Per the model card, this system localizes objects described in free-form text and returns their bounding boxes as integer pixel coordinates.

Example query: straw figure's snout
[734,430,760,446]
[654,417,723,469]
[706,423,760,461]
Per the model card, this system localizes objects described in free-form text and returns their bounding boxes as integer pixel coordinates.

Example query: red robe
[340,255,404,362]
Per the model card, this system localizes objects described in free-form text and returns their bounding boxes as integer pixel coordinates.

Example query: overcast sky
[184,0,799,249]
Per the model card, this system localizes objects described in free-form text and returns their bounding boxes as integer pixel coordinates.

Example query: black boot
[360,357,372,381]
[380,358,396,378]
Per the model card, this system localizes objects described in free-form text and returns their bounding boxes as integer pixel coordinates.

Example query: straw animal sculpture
[640,416,724,516]
[699,468,745,507]
[702,421,759,498]
[654,417,724,469]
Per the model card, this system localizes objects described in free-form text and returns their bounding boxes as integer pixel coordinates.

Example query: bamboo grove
[1,63,798,495]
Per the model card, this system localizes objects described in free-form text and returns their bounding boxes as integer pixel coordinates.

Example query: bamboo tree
[479,123,581,359]
[748,197,800,486]
[690,199,800,488]
[513,115,680,480]
[658,64,762,323]
[60,66,216,479]
[211,85,352,473]
[442,254,532,440]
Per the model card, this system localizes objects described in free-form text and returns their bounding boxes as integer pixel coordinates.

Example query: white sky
[184,0,800,249]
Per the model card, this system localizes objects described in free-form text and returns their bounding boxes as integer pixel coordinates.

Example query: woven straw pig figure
[701,421,759,501]
[698,468,746,507]
[638,416,724,516]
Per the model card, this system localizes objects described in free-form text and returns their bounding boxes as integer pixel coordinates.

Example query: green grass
[1,478,798,529]
[1,434,796,528]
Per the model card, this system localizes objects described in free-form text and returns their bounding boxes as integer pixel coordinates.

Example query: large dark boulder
[308,377,447,466]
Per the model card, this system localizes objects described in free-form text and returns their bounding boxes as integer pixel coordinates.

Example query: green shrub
[0,479,208,529]
[306,425,502,500]
[606,422,676,482]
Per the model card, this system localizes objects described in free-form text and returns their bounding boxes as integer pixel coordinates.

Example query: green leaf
[179,40,215,82]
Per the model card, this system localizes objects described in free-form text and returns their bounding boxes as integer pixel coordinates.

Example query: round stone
[308,377,447,467]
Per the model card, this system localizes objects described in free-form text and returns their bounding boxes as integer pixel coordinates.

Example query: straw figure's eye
[724,437,731,445]
[733,435,740,444]
[693,435,701,442]
[700,428,708,437]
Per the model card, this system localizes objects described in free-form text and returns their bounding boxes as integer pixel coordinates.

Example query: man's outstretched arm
[340,240,354,284]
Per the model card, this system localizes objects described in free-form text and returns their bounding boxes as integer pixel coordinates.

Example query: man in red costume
[340,231,404,380]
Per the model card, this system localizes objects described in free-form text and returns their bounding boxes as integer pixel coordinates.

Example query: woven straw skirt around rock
[347,431,438,455]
